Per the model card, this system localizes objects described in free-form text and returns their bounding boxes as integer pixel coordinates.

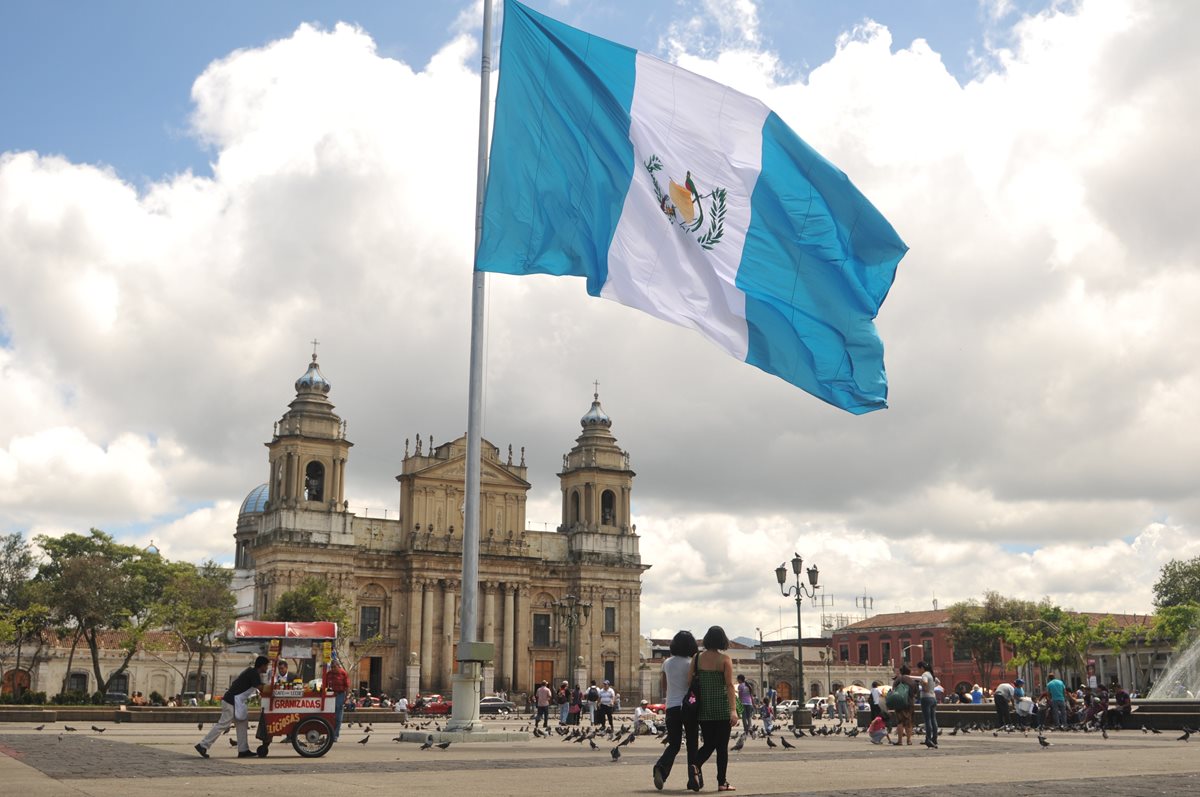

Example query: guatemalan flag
[477,0,908,414]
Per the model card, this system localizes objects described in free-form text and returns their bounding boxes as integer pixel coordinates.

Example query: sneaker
[194,743,209,758]
[653,765,665,791]
[237,750,257,758]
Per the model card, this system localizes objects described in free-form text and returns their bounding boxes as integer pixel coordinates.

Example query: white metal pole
[448,0,494,733]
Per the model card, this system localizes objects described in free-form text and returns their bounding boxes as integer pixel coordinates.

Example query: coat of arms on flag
[644,155,727,250]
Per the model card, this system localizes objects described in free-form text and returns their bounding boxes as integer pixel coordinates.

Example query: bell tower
[266,349,353,510]
[558,388,635,534]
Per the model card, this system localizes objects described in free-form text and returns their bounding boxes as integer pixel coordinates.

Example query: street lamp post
[775,553,819,702]
[552,595,591,682]
[757,627,766,695]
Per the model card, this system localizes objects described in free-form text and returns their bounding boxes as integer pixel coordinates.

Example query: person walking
[586,680,600,725]
[534,680,552,729]
[1046,673,1068,729]
[598,680,617,730]
[693,626,740,793]
[835,684,848,723]
[557,680,571,725]
[653,631,700,791]
[916,661,939,748]
[887,665,916,746]
[869,680,886,722]
[324,656,351,742]
[735,674,754,733]
[195,655,269,758]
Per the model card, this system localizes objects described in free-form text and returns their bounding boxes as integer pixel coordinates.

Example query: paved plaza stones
[2,718,1199,796]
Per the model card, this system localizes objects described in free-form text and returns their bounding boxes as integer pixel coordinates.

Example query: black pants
[535,705,549,727]
[654,706,698,783]
[695,719,733,786]
[995,694,1011,727]
[598,704,615,729]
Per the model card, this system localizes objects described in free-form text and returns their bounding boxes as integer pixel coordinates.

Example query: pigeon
[618,732,636,747]
[610,747,621,761]
[1150,726,1162,735]
[1038,735,1051,748]
[1177,729,1192,742]
[391,736,403,742]
[845,728,859,738]
[794,728,806,738]
[589,739,598,750]
[197,722,204,731]
[730,734,746,752]
[765,735,777,748]
[436,741,452,750]
[34,725,44,731]
[364,725,373,734]
[780,736,795,749]
[1101,728,1108,740]
[419,739,433,750]
[91,725,105,733]
[357,735,370,745]
[229,738,238,747]
[63,726,77,732]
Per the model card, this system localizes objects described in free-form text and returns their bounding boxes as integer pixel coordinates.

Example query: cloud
[2,0,1197,637]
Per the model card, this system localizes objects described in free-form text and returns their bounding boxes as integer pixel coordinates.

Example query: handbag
[681,655,702,722]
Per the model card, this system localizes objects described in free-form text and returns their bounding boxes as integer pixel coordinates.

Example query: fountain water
[1147,634,1200,699]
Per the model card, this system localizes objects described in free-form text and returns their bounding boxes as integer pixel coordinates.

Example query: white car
[806,697,831,717]
[775,699,802,717]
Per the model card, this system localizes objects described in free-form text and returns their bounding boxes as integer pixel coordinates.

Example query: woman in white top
[652,630,700,791]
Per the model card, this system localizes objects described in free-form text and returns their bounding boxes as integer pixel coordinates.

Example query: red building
[830,610,1019,694]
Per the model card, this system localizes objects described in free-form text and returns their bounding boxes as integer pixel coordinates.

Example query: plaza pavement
[2,716,1198,797]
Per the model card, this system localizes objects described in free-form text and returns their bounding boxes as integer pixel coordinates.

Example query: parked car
[479,696,515,715]
[806,697,830,717]
[103,692,129,705]
[411,694,453,716]
[775,699,802,717]
[646,702,667,715]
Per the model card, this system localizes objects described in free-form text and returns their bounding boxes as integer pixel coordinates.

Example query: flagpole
[447,0,494,733]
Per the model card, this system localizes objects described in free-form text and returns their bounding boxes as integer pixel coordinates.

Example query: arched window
[601,490,616,525]
[570,490,581,524]
[304,461,325,502]
[107,672,129,697]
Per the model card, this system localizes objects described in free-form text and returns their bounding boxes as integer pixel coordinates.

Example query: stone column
[502,585,515,692]
[483,582,497,650]
[421,580,434,692]
[407,579,423,675]
[328,457,339,507]
[405,652,421,703]
[442,581,457,692]
[515,585,531,693]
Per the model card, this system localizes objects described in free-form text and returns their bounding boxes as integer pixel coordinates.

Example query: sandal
[719,784,736,792]
[688,765,703,792]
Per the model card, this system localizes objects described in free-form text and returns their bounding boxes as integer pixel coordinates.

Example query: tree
[0,533,47,698]
[34,530,173,695]
[947,591,1039,687]
[1153,556,1200,608]
[152,561,237,698]
[267,577,350,627]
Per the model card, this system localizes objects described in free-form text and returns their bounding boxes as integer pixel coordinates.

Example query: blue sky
[1,0,1047,183]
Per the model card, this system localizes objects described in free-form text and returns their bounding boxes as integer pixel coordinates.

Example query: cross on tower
[593,379,600,399]
[311,338,320,359]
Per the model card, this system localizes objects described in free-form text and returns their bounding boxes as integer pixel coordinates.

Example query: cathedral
[233,354,649,701]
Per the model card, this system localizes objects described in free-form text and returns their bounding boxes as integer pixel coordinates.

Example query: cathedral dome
[240,483,270,515]
[295,355,331,394]
[581,392,611,428]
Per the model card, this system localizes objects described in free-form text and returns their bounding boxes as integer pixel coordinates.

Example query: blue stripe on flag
[739,112,907,414]
[479,0,637,296]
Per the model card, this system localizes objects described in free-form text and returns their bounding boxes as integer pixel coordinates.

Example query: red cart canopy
[234,620,338,640]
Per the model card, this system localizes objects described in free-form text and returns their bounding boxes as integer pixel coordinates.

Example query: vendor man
[195,655,269,758]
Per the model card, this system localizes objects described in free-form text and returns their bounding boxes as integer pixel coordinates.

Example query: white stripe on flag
[601,53,768,360]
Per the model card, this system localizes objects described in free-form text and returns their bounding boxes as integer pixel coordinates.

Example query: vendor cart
[232,620,340,758]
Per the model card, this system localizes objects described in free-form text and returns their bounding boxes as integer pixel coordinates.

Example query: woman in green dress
[692,626,741,792]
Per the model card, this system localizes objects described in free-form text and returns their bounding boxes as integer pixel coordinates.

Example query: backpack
[886,682,910,710]
[587,686,600,701]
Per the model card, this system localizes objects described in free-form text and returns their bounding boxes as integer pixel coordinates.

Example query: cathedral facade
[234,355,649,701]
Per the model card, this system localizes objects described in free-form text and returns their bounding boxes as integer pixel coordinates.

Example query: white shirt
[395,697,408,712]
[920,671,937,698]
[599,686,616,706]
[870,686,884,706]
[662,656,693,709]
